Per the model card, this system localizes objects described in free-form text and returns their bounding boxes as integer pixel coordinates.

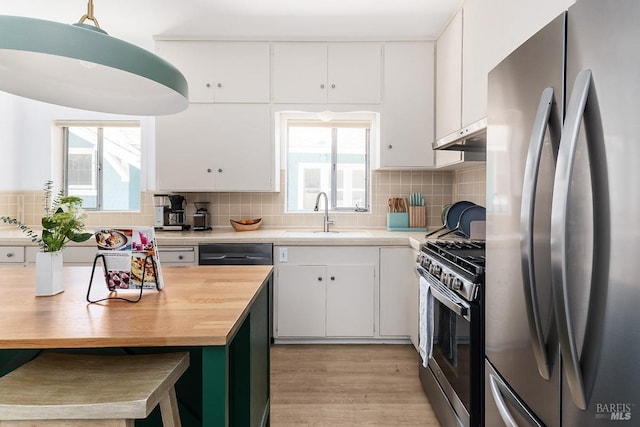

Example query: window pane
[287,127,332,211]
[102,127,141,211]
[336,128,367,208]
[67,127,98,209]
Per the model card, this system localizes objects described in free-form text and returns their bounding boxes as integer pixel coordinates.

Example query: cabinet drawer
[158,247,196,264]
[25,246,97,264]
[0,246,24,263]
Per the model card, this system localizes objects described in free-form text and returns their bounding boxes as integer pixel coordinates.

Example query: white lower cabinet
[276,265,327,337]
[274,246,377,339]
[379,247,417,340]
[326,264,375,337]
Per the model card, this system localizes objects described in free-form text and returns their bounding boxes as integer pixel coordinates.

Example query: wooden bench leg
[159,386,182,427]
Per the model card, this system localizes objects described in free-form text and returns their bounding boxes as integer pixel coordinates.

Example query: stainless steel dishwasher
[198,243,273,266]
[198,243,274,340]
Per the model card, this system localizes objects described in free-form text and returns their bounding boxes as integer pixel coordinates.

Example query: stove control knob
[441,273,450,286]
[452,278,463,291]
[430,265,441,276]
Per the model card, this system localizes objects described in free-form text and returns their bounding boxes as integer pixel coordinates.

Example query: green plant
[1,181,93,252]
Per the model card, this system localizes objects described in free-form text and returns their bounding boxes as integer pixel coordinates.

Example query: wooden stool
[0,352,189,427]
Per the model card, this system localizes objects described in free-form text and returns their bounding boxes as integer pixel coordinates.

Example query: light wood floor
[270,344,441,426]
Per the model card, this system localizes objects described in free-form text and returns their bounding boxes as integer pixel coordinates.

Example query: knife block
[409,206,426,228]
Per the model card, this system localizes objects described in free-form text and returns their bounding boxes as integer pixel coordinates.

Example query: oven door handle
[520,87,559,381]
[416,266,469,320]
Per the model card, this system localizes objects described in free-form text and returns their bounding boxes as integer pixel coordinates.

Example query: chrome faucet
[314,192,334,232]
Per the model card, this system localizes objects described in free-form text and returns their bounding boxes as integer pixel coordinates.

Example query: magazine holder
[87,253,160,303]
[86,227,164,304]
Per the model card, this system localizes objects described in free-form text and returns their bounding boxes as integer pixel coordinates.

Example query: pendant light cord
[78,0,100,28]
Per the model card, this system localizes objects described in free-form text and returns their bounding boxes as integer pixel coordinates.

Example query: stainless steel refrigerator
[485,0,640,425]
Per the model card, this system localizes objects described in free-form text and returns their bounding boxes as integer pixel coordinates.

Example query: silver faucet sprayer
[314,192,334,232]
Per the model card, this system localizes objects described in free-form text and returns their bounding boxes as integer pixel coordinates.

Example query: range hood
[432,117,487,154]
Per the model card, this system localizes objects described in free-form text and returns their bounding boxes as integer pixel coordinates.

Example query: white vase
[35,251,64,296]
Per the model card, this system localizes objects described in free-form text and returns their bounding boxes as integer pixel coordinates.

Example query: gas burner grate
[421,240,486,278]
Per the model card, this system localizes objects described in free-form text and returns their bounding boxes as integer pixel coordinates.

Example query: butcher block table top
[0,265,273,349]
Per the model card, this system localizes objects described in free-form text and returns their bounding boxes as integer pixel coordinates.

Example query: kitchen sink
[282,230,372,238]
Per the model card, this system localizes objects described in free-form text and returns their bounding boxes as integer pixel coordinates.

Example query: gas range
[417,240,486,302]
[416,238,487,427]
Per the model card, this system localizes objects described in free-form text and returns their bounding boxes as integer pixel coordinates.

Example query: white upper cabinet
[377,42,435,169]
[326,43,382,104]
[436,9,463,140]
[272,42,382,104]
[461,0,490,127]
[156,41,270,103]
[461,0,576,127]
[156,104,274,192]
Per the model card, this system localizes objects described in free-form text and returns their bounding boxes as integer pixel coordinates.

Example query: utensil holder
[387,213,409,229]
[409,206,426,228]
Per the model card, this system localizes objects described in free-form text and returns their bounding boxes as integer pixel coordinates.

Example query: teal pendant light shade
[0,5,188,115]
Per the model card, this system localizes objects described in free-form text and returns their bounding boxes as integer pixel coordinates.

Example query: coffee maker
[153,194,170,229]
[165,194,190,231]
[154,194,190,231]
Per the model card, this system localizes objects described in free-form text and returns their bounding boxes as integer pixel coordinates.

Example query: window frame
[61,121,141,212]
[282,112,374,213]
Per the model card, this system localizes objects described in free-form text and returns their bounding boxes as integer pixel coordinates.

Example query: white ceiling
[1,0,463,50]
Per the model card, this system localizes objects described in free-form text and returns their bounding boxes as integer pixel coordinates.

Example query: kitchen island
[0,265,273,427]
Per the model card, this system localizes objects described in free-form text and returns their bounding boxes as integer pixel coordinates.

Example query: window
[63,123,141,211]
[285,115,371,212]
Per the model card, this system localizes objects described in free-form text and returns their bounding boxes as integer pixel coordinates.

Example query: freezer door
[485,359,545,427]
[558,0,640,424]
[485,13,565,427]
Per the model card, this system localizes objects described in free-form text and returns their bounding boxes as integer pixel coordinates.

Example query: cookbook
[94,226,164,290]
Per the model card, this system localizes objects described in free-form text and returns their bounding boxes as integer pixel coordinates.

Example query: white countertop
[0,227,428,250]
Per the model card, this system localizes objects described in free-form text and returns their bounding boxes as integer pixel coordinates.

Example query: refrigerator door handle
[551,68,610,410]
[551,69,590,410]
[520,87,557,380]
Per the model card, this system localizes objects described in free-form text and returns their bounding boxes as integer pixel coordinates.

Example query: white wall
[0,94,155,192]
[0,92,20,190]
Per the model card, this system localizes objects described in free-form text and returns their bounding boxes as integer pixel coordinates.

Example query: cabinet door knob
[330,276,335,281]
[331,84,336,89]
[207,168,212,173]
[320,84,325,89]
[206,83,211,88]
[178,255,184,260]
[6,253,13,258]
[217,82,222,88]
[317,277,323,281]
[388,144,393,149]
[218,168,223,173]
